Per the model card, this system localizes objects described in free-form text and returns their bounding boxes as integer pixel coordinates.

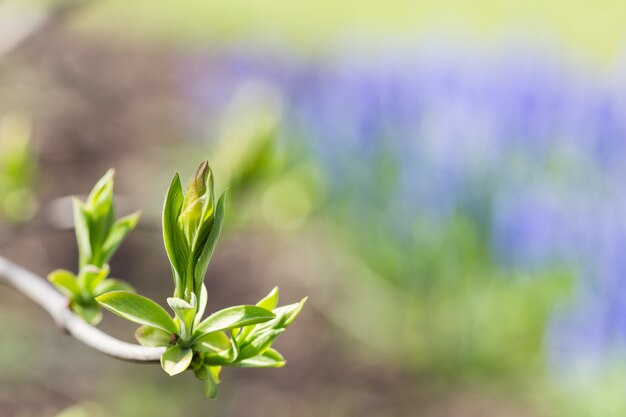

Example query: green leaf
[194,365,221,399]
[96,291,177,334]
[217,335,239,364]
[202,368,220,399]
[194,284,208,327]
[86,169,115,209]
[236,349,286,368]
[167,296,196,339]
[93,278,134,297]
[161,345,193,376]
[236,297,306,359]
[72,198,92,268]
[257,286,279,311]
[80,264,110,294]
[282,296,308,326]
[192,331,231,353]
[101,211,141,264]
[192,191,226,296]
[254,297,308,335]
[264,347,285,362]
[162,173,188,291]
[238,328,284,360]
[72,301,102,325]
[238,287,280,342]
[85,170,115,260]
[48,269,80,297]
[195,333,238,365]
[194,305,275,338]
[135,325,172,347]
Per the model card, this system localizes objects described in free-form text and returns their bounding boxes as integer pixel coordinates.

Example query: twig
[0,256,164,362]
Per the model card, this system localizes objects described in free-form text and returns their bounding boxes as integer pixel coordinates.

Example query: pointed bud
[178,161,215,247]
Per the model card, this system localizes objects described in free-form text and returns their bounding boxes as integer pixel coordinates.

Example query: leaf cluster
[48,170,139,324]
[65,161,309,398]
[98,286,306,398]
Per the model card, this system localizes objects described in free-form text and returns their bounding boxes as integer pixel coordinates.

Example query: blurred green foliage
[204,83,324,232]
[0,113,37,224]
[323,210,573,380]
[560,364,626,417]
[69,0,626,62]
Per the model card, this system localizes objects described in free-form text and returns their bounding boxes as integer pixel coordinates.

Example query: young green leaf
[93,278,134,297]
[96,291,177,334]
[206,368,221,399]
[194,305,275,338]
[135,325,173,347]
[161,345,193,376]
[257,286,279,311]
[72,301,103,325]
[80,264,110,294]
[192,191,226,296]
[282,296,308,327]
[192,331,231,353]
[197,334,238,365]
[236,350,286,368]
[48,269,80,297]
[162,173,188,290]
[238,328,284,360]
[264,347,285,362]
[253,297,308,336]
[86,169,115,209]
[101,211,141,264]
[72,198,92,268]
[85,170,115,260]
[215,336,238,364]
[194,284,208,327]
[163,173,190,297]
[194,365,221,399]
[237,287,280,342]
[167,296,196,340]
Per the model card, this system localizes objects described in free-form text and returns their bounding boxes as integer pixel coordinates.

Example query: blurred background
[1,0,626,416]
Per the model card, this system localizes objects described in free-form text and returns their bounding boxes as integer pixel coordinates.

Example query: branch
[0,256,164,363]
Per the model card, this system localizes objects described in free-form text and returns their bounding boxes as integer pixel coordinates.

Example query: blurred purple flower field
[180,43,626,380]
